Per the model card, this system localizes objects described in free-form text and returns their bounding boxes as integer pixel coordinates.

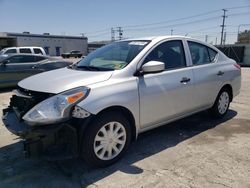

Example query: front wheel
[80,112,131,167]
[209,88,231,118]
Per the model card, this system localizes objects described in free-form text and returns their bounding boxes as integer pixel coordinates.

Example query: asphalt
[0,68,249,188]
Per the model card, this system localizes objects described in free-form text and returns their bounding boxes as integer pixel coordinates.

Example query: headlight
[23,87,89,125]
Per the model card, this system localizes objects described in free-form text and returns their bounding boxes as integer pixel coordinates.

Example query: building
[0,32,88,56]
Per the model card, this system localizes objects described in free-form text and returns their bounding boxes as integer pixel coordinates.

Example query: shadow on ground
[0,110,237,188]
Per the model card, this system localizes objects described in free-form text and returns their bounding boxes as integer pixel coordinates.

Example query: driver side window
[144,40,186,70]
[7,56,36,63]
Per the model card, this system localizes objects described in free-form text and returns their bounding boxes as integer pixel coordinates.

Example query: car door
[138,40,195,129]
[187,41,224,109]
[0,55,42,86]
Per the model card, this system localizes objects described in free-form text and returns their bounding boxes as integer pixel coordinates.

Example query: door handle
[180,77,191,84]
[32,66,37,69]
[217,71,224,76]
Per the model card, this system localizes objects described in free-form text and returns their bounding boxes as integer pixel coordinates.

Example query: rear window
[208,48,218,62]
[20,48,32,53]
[35,56,47,62]
[188,41,218,65]
[34,48,43,54]
[5,49,17,54]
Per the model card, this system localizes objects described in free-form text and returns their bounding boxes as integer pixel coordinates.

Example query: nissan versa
[2,36,241,167]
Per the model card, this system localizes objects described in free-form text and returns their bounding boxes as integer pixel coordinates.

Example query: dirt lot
[0,68,249,188]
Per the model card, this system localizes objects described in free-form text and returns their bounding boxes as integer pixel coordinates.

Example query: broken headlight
[22,87,89,125]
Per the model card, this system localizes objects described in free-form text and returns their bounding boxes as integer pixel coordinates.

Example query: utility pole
[215,37,217,45]
[171,29,173,35]
[117,27,123,40]
[205,35,208,43]
[111,28,115,41]
[220,9,227,45]
[111,27,124,41]
[223,32,227,45]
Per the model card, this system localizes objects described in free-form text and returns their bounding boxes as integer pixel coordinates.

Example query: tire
[80,111,132,167]
[209,88,231,118]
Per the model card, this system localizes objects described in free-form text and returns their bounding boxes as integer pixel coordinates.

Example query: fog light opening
[72,106,91,118]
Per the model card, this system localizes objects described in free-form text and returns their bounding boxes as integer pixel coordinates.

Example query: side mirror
[141,61,165,74]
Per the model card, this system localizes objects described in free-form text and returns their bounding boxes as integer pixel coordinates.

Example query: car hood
[18,68,113,94]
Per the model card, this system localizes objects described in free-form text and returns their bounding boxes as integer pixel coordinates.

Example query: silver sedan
[2,36,241,167]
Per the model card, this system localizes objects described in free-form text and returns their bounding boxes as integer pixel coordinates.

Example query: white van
[0,47,47,56]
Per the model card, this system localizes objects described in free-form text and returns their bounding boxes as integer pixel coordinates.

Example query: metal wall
[216,44,250,66]
[16,36,87,56]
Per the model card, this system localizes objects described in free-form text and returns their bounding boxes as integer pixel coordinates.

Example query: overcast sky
[0,0,250,43]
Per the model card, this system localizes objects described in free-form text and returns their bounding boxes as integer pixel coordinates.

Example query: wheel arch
[220,84,233,102]
[95,105,138,141]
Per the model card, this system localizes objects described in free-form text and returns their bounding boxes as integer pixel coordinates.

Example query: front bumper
[2,107,63,139]
[2,108,29,137]
[2,107,80,159]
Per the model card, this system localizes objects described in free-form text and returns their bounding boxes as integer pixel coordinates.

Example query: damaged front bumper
[2,107,82,160]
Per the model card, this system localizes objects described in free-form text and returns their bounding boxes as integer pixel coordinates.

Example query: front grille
[9,86,53,119]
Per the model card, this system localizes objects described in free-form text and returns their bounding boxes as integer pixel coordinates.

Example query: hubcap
[94,121,126,160]
[218,91,229,114]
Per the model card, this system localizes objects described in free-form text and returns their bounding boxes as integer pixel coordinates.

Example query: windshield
[0,49,5,55]
[76,40,150,71]
[0,54,8,62]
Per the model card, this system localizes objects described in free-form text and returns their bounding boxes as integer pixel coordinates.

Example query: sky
[0,0,250,44]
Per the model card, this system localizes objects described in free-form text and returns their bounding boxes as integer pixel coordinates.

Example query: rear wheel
[80,112,131,167]
[209,88,231,118]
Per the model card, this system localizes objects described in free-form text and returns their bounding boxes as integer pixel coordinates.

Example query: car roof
[3,46,43,49]
[3,53,48,58]
[120,35,219,52]
[121,35,191,41]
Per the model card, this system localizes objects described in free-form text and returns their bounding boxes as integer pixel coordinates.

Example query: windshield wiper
[76,65,113,71]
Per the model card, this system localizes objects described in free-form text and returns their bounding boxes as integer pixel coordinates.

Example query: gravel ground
[0,68,249,188]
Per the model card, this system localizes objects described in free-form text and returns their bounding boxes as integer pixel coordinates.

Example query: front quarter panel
[77,76,140,127]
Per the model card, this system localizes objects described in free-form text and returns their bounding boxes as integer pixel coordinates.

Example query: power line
[83,5,250,35]
[125,16,220,32]
[87,31,110,38]
[123,10,221,29]
[84,28,110,34]
[226,5,250,10]
[228,12,250,17]
[122,5,250,29]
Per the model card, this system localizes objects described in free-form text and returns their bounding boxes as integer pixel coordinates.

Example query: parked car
[61,50,83,58]
[0,54,72,88]
[0,46,47,56]
[2,36,241,167]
